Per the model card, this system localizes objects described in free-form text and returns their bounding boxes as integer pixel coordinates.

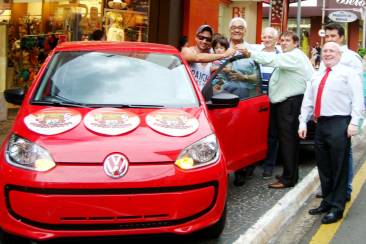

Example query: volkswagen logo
[103,153,129,179]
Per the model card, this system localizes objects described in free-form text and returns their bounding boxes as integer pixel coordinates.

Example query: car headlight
[6,134,56,172]
[175,134,219,170]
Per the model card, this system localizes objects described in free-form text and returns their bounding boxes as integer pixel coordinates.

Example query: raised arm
[181,47,236,63]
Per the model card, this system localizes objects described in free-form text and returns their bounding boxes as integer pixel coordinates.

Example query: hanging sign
[84,108,140,135]
[146,109,199,137]
[328,11,358,22]
[270,0,284,28]
[335,0,365,7]
[318,29,326,37]
[24,108,82,135]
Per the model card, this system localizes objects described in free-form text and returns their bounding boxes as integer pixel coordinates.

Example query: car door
[203,55,270,173]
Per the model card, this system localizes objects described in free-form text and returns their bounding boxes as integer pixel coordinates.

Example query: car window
[32,51,199,108]
[203,55,264,101]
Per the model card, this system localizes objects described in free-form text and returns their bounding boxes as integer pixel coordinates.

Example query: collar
[340,45,349,52]
[326,63,341,72]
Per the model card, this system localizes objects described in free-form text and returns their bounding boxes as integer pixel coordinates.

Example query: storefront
[0,0,267,115]
[0,0,151,93]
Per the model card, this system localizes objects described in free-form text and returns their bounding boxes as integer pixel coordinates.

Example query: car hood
[11,107,213,163]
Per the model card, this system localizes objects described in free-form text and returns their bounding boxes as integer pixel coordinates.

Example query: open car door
[202,55,270,173]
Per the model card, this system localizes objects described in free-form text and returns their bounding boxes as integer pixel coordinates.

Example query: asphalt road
[0,110,316,244]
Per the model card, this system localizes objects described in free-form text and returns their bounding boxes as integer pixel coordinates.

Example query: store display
[104,0,149,42]
[4,0,150,92]
[105,1,125,41]
[12,33,65,90]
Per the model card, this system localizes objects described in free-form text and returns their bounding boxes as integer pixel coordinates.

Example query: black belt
[317,115,351,122]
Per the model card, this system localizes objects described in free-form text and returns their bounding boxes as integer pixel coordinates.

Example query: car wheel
[199,205,227,239]
[0,230,31,244]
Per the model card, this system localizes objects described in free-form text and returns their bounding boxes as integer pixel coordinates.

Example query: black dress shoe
[346,195,351,202]
[321,211,343,224]
[316,193,323,198]
[309,205,330,215]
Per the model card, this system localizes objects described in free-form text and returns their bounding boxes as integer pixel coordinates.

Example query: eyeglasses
[197,35,212,42]
[231,26,245,31]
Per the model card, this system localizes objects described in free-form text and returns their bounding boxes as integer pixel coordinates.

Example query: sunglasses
[197,35,212,42]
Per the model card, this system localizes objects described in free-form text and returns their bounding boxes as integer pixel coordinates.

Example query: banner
[270,0,283,30]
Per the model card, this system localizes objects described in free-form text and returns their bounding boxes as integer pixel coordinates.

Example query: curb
[233,167,320,244]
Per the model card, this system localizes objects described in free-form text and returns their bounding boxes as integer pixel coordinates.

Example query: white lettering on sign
[336,0,366,7]
[328,11,358,22]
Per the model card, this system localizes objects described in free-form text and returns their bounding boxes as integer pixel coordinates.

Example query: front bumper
[0,159,227,240]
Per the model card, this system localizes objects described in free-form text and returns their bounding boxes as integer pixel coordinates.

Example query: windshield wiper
[32,99,166,109]
[112,104,166,108]
[32,100,89,108]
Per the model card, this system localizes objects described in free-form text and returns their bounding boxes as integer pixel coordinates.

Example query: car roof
[54,41,179,54]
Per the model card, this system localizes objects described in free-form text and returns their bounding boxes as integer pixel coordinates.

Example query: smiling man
[181,25,235,89]
[298,42,364,224]
[317,23,364,202]
[242,31,314,189]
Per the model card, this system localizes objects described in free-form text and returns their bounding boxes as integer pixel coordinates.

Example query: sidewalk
[305,160,366,244]
[234,122,366,244]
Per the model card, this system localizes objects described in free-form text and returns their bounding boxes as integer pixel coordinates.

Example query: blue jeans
[347,146,353,197]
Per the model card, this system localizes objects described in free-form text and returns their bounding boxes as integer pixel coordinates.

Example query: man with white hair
[241,31,314,189]
[315,23,363,202]
[259,27,281,179]
[228,17,252,50]
[226,17,259,186]
[298,42,364,224]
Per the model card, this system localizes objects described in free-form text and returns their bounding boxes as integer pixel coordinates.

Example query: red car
[0,42,269,243]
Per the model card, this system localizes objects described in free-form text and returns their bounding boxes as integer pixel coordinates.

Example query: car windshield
[32,51,199,108]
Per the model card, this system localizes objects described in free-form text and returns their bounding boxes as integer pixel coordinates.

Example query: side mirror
[206,92,239,109]
[4,88,25,105]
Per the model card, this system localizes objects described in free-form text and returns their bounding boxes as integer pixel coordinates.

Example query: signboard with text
[328,10,358,22]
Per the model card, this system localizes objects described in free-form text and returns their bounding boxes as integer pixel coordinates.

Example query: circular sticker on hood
[146,109,199,137]
[24,108,82,135]
[84,108,140,135]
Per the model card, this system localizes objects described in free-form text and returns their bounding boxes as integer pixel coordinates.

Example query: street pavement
[275,123,366,244]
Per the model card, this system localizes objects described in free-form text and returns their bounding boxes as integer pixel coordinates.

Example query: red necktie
[314,67,331,119]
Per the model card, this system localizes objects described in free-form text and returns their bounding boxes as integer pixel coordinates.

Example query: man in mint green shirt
[244,31,314,188]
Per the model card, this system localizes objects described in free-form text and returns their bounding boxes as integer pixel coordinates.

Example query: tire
[0,230,31,244]
[199,205,227,239]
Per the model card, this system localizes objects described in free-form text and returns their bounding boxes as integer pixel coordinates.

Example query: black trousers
[316,116,351,212]
[273,94,303,186]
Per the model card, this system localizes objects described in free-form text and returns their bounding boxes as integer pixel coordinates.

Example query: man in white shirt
[298,42,364,224]
[317,23,363,201]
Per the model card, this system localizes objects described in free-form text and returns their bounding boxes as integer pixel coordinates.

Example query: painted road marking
[309,160,366,244]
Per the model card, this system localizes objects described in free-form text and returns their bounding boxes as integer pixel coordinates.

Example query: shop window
[104,0,149,42]
[45,0,102,41]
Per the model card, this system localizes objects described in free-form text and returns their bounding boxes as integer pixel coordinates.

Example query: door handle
[258,106,269,112]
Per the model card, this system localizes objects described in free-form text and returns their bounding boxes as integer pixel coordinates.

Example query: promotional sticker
[146,109,199,137]
[24,108,81,135]
[84,108,140,135]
